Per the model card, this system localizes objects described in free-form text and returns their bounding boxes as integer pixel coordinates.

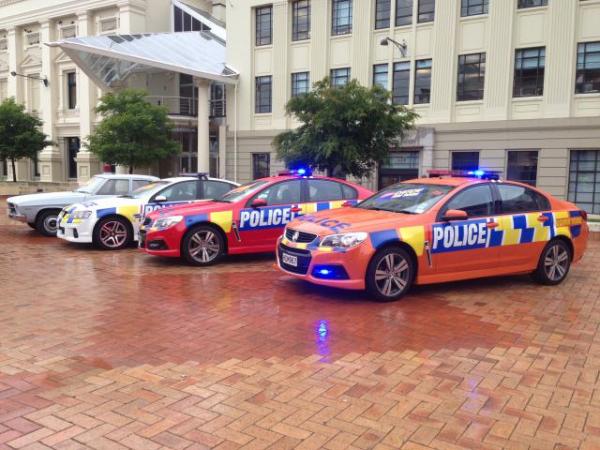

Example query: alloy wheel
[374,253,410,298]
[188,230,221,263]
[43,215,58,234]
[99,221,128,249]
[544,243,569,282]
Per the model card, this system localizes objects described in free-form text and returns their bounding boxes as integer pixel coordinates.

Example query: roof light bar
[427,169,501,180]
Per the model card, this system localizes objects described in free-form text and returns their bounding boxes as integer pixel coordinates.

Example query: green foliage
[274,78,419,178]
[0,98,51,182]
[87,89,180,174]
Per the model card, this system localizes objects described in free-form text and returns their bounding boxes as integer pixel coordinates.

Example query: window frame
[395,0,413,27]
[66,71,77,110]
[417,0,435,23]
[292,0,311,41]
[513,47,546,98]
[506,150,539,186]
[457,52,486,102]
[255,5,273,47]
[517,0,548,9]
[246,179,303,207]
[373,64,389,90]
[437,183,495,220]
[576,41,600,95]
[568,149,600,215]
[414,59,432,104]
[393,61,411,105]
[493,182,550,215]
[330,68,351,87]
[252,153,271,180]
[460,0,489,17]
[375,0,391,29]
[291,72,310,97]
[451,151,480,172]
[332,0,353,36]
[255,75,273,114]
[152,180,198,203]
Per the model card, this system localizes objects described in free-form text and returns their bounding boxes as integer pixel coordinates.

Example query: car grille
[278,243,311,275]
[285,228,317,244]
[7,203,16,215]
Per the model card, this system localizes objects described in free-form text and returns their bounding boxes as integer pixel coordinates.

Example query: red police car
[139,171,373,265]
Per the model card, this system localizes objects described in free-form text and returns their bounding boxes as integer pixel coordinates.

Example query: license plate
[282,253,298,267]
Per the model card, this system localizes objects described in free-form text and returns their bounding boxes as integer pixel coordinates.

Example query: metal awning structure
[46,31,238,89]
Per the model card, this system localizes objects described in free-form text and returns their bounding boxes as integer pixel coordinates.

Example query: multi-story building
[0,0,227,185]
[227,0,600,214]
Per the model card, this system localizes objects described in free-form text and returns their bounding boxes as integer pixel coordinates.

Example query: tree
[0,98,51,182]
[274,78,419,178]
[87,89,179,174]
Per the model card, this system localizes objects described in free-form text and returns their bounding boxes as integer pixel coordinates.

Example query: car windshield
[128,181,171,199]
[358,183,454,214]
[75,176,106,194]
[215,180,271,203]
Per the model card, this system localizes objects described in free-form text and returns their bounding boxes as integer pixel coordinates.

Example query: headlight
[320,232,368,249]
[153,215,183,231]
[72,210,92,219]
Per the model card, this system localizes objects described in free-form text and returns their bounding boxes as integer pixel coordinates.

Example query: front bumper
[56,216,94,243]
[6,204,27,223]
[139,224,183,258]
[275,237,372,291]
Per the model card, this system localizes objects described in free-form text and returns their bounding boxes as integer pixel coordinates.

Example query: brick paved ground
[1,200,599,449]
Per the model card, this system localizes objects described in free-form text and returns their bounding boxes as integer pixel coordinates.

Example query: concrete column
[75,11,100,182]
[196,78,211,173]
[211,0,226,23]
[6,27,23,101]
[38,21,63,182]
[218,123,227,178]
[118,0,147,33]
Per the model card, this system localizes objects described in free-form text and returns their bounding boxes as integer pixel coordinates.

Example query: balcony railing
[147,96,226,119]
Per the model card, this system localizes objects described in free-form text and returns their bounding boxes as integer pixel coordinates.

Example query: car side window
[97,179,130,196]
[342,184,358,200]
[132,179,152,191]
[442,184,494,218]
[497,184,546,213]
[203,181,235,199]
[155,181,197,202]
[307,180,344,202]
[252,180,302,206]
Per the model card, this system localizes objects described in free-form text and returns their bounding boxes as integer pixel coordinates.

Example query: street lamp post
[10,71,49,87]
[380,37,408,58]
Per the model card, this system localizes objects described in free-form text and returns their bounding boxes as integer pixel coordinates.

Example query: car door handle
[537,215,549,223]
[486,221,499,229]
[290,207,302,213]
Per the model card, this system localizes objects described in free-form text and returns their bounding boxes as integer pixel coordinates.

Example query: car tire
[532,239,571,286]
[27,222,36,230]
[35,209,61,237]
[93,216,132,250]
[366,246,415,302]
[182,225,225,266]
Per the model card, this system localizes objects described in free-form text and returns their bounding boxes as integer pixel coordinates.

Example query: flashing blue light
[296,168,307,175]
[318,269,331,276]
[467,170,485,177]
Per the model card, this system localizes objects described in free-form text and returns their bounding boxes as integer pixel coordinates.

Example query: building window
[66,72,77,110]
[173,5,207,32]
[179,74,198,116]
[330,68,351,87]
[255,76,272,113]
[452,151,480,171]
[292,72,310,97]
[518,0,548,8]
[461,0,489,16]
[507,151,538,186]
[568,150,600,214]
[414,59,432,104]
[392,62,410,104]
[373,64,388,89]
[513,47,545,97]
[332,0,352,36]
[379,150,420,189]
[66,137,80,179]
[292,0,311,41]
[417,0,435,23]
[576,42,600,94]
[253,153,271,179]
[210,83,226,118]
[375,0,391,29]
[457,53,486,101]
[255,6,272,46]
[396,0,413,26]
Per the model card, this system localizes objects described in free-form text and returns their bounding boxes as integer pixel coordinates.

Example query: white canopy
[47,31,238,88]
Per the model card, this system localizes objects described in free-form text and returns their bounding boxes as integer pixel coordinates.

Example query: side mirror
[342,200,354,207]
[251,198,268,208]
[154,195,167,203]
[442,209,468,221]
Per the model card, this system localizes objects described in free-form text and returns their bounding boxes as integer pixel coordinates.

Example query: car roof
[253,175,356,183]
[403,176,483,187]
[96,174,158,180]
[158,176,239,185]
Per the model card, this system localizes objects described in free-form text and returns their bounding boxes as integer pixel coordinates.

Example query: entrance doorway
[378,150,420,189]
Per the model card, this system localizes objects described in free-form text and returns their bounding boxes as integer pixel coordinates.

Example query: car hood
[7,191,87,207]
[68,196,140,212]
[287,207,427,235]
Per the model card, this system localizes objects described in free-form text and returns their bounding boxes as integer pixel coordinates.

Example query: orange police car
[276,171,589,301]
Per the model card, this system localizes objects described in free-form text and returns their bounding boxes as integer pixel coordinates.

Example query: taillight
[580,210,588,221]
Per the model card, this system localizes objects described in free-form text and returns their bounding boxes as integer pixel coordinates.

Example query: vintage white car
[57,175,238,250]
[7,174,158,236]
